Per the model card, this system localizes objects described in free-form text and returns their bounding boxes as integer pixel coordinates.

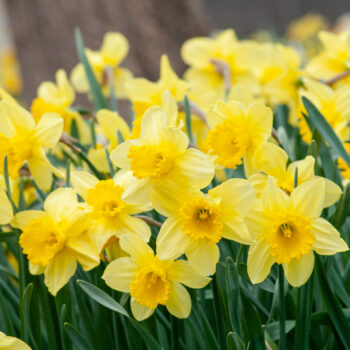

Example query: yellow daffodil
[31,69,90,143]
[298,78,350,143]
[153,178,255,275]
[13,188,99,295]
[0,100,63,189]
[126,55,188,137]
[246,177,348,287]
[205,101,273,173]
[0,187,13,225]
[103,234,210,321]
[306,31,350,80]
[71,170,151,255]
[71,32,132,98]
[110,107,214,204]
[338,142,350,182]
[248,142,342,206]
[0,332,31,349]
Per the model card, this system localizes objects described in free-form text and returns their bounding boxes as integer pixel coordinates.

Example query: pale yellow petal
[283,252,314,287]
[70,63,89,93]
[140,107,168,143]
[247,103,273,137]
[166,282,191,319]
[130,298,154,321]
[102,257,138,293]
[261,176,289,215]
[117,215,151,242]
[222,216,253,244]
[101,32,129,66]
[27,154,53,191]
[322,178,342,207]
[110,139,140,169]
[44,188,77,221]
[167,259,211,288]
[247,239,274,284]
[0,187,13,224]
[161,90,178,127]
[290,178,325,218]
[186,242,219,276]
[29,262,45,275]
[34,113,63,148]
[71,171,99,199]
[11,210,46,229]
[44,250,77,296]
[0,332,31,349]
[119,234,154,262]
[287,156,315,185]
[311,217,348,255]
[156,216,192,260]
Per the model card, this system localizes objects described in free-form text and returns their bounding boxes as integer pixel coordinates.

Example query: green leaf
[74,29,107,111]
[77,280,129,317]
[227,331,245,350]
[105,149,115,178]
[21,283,33,343]
[266,320,295,340]
[184,95,193,144]
[332,183,350,229]
[302,97,350,166]
[315,255,350,349]
[128,318,163,350]
[64,323,93,350]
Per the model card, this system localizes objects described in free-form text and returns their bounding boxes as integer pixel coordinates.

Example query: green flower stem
[279,264,286,350]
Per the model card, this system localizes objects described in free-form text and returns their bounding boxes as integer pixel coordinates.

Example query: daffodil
[153,178,255,275]
[246,177,348,287]
[125,55,188,137]
[31,69,90,143]
[71,170,151,255]
[0,332,31,349]
[0,100,63,189]
[71,32,132,98]
[205,101,273,173]
[13,188,99,295]
[338,142,350,182]
[248,142,342,206]
[110,107,214,204]
[298,78,350,143]
[103,234,210,321]
[0,187,13,225]
[306,31,350,80]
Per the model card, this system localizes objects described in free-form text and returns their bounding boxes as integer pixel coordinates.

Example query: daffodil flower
[0,187,13,225]
[103,234,211,321]
[0,99,63,189]
[153,178,255,275]
[0,332,31,349]
[71,170,151,255]
[110,107,214,204]
[205,101,272,173]
[246,177,348,287]
[248,142,342,206]
[13,188,99,295]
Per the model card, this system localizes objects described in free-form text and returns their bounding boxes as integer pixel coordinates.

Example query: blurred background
[1,0,350,104]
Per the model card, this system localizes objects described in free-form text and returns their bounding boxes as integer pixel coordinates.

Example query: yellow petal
[322,177,342,207]
[161,90,178,127]
[287,156,315,185]
[101,32,129,66]
[222,216,253,244]
[247,239,274,284]
[117,215,151,242]
[166,282,191,319]
[130,298,154,321]
[247,103,273,137]
[209,178,255,217]
[71,171,99,199]
[140,107,168,143]
[186,242,219,276]
[181,36,215,68]
[34,113,63,148]
[0,187,13,224]
[156,217,192,260]
[102,257,138,293]
[167,260,211,288]
[70,63,89,93]
[29,262,45,275]
[0,332,31,349]
[283,252,314,287]
[27,154,52,191]
[66,234,100,271]
[290,178,325,218]
[44,250,77,296]
[44,188,77,221]
[119,234,154,262]
[261,176,289,215]
[110,140,140,169]
[11,210,46,229]
[311,217,348,255]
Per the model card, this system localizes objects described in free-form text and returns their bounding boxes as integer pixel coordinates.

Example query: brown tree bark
[6,0,211,104]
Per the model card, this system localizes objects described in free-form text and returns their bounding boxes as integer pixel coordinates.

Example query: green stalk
[278,265,286,350]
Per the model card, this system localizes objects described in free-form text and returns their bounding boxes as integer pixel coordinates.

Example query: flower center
[206,120,250,169]
[20,216,67,266]
[130,262,170,309]
[267,214,315,264]
[86,179,125,218]
[127,144,174,179]
[179,196,223,244]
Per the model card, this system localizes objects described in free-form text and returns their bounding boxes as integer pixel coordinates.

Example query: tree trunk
[6,0,210,104]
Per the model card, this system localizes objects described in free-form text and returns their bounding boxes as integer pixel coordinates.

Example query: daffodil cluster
[0,24,350,348]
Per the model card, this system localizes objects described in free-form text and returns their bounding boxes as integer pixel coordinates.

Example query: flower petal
[186,242,219,276]
[322,177,342,208]
[34,113,63,148]
[0,187,13,224]
[222,216,253,244]
[130,298,154,321]
[247,239,274,284]
[27,154,53,191]
[157,216,192,260]
[117,215,151,242]
[283,252,314,287]
[71,171,99,199]
[102,257,138,293]
[312,217,348,255]
[166,282,191,319]
[119,234,154,262]
[261,176,289,215]
[44,250,77,296]
[140,107,168,143]
[11,210,46,229]
[44,188,78,221]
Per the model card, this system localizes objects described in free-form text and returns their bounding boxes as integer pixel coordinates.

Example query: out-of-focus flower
[0,331,31,349]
